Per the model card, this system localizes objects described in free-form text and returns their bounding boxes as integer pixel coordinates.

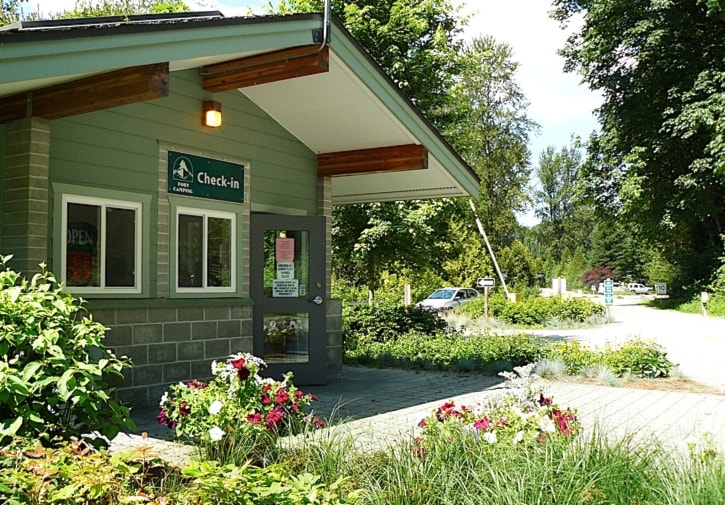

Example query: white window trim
[61,193,143,295]
[175,206,236,294]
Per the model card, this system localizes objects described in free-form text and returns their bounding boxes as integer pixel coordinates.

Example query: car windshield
[428,289,456,300]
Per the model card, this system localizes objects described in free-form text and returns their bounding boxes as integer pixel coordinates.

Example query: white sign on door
[273,279,299,297]
[276,262,294,280]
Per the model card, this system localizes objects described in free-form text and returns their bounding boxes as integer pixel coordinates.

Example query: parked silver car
[416,287,480,310]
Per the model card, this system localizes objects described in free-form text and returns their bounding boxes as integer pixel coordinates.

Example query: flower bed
[414,365,580,456]
[158,352,324,464]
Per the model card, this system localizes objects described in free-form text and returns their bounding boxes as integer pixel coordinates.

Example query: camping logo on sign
[172,156,194,182]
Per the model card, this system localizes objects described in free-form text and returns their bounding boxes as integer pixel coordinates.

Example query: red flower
[247,412,262,424]
[265,408,285,431]
[231,357,246,369]
[237,367,250,380]
[538,393,553,406]
[418,418,427,428]
[187,380,207,389]
[473,417,491,430]
[180,401,191,417]
[276,387,290,404]
[314,417,325,428]
[261,393,272,405]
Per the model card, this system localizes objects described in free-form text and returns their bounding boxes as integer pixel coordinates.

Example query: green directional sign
[604,279,614,306]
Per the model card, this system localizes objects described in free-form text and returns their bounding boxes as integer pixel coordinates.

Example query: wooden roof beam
[0,62,169,123]
[318,144,428,177]
[202,45,329,92]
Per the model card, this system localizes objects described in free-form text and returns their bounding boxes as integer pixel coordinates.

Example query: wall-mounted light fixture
[202,100,222,127]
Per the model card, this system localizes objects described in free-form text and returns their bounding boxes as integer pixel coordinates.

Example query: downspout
[200,0,331,79]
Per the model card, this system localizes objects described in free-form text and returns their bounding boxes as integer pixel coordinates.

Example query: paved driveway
[531,297,725,390]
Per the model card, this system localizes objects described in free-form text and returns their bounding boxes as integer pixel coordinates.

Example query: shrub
[457,295,606,327]
[544,339,598,374]
[0,438,357,504]
[0,258,134,446]
[158,353,324,465]
[342,302,447,346]
[344,331,547,373]
[601,339,675,378]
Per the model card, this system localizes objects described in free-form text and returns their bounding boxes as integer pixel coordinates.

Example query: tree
[331,200,453,299]
[446,36,537,247]
[553,0,725,288]
[269,0,465,129]
[57,0,189,17]
[1,0,27,24]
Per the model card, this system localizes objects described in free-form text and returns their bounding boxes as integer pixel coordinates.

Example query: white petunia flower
[483,431,497,444]
[540,416,556,433]
[159,391,169,407]
[209,426,225,441]
[209,400,224,415]
[513,430,525,444]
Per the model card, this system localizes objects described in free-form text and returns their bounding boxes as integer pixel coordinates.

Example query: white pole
[468,199,510,298]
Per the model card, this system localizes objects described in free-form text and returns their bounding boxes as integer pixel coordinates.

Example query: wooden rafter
[0,62,169,123]
[318,144,428,177]
[202,45,329,92]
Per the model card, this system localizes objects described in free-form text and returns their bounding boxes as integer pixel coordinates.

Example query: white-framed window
[176,207,236,293]
[61,194,142,294]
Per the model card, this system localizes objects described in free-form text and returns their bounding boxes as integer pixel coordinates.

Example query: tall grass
[281,422,724,504]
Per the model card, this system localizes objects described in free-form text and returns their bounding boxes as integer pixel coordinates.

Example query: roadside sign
[655,282,667,295]
[604,278,614,306]
[477,277,495,288]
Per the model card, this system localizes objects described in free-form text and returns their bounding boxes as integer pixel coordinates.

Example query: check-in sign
[168,151,244,203]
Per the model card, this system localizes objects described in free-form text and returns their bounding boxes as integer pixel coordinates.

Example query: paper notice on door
[276,262,294,279]
[273,279,299,297]
[276,238,295,262]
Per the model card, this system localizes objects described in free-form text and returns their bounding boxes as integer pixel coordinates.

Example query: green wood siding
[49,69,318,214]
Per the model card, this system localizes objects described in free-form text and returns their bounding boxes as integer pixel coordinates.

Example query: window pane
[207,217,232,287]
[263,313,309,363]
[105,207,136,287]
[178,214,203,287]
[66,203,100,287]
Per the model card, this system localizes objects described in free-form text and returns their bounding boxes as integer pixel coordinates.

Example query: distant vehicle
[628,283,652,294]
[416,287,480,311]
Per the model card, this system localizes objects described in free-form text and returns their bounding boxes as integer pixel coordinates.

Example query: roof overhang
[0,12,479,204]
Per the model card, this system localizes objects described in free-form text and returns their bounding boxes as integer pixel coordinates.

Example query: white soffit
[240,50,469,204]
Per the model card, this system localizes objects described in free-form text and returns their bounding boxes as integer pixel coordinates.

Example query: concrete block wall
[92,302,253,406]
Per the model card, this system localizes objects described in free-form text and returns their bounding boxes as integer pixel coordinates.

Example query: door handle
[310,296,323,305]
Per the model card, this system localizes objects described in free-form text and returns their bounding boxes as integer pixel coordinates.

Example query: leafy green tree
[533,144,593,262]
[58,0,189,17]
[269,0,465,129]
[446,36,537,247]
[553,0,725,288]
[497,239,537,290]
[1,0,27,24]
[564,246,588,290]
[331,200,452,299]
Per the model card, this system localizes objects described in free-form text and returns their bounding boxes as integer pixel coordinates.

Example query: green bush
[457,295,606,327]
[345,331,547,373]
[544,340,598,374]
[601,339,675,378]
[0,258,134,446]
[342,302,447,347]
[0,438,356,504]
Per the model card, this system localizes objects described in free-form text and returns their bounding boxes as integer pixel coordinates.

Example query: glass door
[250,214,326,385]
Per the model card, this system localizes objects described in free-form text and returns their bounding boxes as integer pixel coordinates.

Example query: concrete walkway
[112,365,725,461]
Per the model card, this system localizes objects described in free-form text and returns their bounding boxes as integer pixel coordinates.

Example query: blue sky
[28,0,601,224]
